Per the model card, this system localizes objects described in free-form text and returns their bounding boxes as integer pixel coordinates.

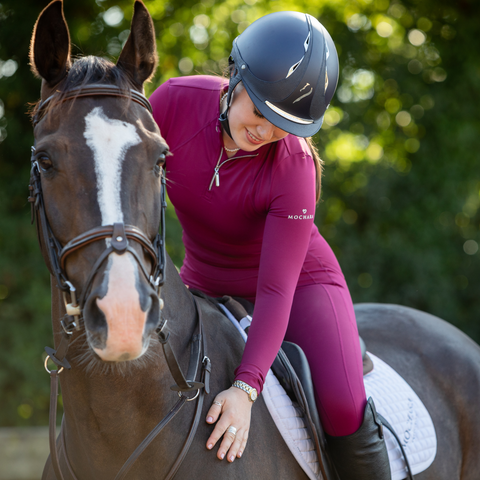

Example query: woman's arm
[206,150,317,461]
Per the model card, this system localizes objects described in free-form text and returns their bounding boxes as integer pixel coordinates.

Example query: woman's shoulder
[273,136,314,170]
[166,75,228,92]
[257,136,316,213]
[150,75,226,113]
[152,75,227,100]
[150,75,226,142]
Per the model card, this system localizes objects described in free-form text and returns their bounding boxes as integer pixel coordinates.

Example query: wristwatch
[232,380,258,402]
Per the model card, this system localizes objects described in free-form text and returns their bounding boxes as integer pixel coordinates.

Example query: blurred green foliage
[0,0,479,426]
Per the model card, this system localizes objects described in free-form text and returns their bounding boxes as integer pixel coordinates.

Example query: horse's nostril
[82,293,109,350]
[145,292,161,333]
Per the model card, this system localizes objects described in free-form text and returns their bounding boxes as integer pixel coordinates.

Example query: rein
[31,84,211,479]
[46,296,210,480]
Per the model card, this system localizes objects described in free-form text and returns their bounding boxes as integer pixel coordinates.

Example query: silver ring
[44,356,64,375]
[226,426,237,436]
[177,390,200,402]
[213,400,222,407]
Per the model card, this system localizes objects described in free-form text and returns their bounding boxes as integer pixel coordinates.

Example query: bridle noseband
[31,84,211,480]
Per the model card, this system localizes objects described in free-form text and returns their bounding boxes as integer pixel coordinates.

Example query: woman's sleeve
[234,152,317,393]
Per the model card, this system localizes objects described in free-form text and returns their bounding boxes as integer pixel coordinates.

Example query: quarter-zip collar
[209,148,258,190]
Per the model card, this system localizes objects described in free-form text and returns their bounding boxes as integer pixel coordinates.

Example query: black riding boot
[325,397,391,480]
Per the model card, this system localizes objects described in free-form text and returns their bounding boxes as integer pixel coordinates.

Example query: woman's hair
[306,137,323,203]
[224,64,323,203]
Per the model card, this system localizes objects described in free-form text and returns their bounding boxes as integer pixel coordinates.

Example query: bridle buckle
[61,317,77,335]
[62,281,81,330]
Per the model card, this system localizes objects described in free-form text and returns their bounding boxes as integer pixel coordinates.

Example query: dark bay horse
[30,1,480,479]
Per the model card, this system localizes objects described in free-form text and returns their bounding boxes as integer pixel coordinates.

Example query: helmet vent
[304,32,311,52]
[286,30,311,78]
[265,101,313,125]
[286,59,303,78]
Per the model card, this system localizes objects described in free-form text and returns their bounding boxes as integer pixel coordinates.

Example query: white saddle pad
[364,353,437,480]
[219,305,437,480]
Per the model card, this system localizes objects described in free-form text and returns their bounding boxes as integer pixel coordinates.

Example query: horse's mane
[29,56,135,123]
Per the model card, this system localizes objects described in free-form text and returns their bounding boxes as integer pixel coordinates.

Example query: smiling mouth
[246,129,263,144]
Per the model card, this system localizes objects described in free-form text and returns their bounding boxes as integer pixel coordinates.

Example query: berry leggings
[284,282,367,437]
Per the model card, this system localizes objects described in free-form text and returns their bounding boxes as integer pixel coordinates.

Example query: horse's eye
[156,151,167,167]
[37,155,53,172]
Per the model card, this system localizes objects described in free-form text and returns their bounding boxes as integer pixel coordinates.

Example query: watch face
[251,390,258,402]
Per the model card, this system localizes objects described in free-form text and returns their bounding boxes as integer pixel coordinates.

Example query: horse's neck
[161,255,199,354]
[49,257,198,470]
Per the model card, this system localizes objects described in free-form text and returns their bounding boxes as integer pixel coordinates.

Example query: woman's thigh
[285,282,366,436]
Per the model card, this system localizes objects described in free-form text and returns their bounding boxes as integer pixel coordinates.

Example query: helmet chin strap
[219,59,243,140]
[218,109,233,140]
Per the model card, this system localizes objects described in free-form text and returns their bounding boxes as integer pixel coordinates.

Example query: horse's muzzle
[82,252,160,362]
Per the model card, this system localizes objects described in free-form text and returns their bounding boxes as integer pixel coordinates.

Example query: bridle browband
[30,84,211,480]
[32,83,153,127]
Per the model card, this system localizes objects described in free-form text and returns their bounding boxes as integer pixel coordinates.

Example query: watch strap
[232,380,258,402]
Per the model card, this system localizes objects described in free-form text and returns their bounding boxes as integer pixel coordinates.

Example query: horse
[29,1,480,479]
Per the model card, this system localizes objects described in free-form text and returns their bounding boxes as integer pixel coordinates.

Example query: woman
[150,11,390,480]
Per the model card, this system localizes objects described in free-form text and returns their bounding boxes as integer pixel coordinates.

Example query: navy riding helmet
[219,11,339,138]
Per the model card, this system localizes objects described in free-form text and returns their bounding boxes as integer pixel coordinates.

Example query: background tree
[0,0,479,426]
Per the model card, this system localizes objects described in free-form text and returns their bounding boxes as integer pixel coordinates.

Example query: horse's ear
[116,1,158,89]
[29,0,71,87]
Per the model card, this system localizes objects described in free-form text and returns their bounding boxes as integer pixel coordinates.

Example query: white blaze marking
[84,107,148,361]
[84,107,141,225]
[95,254,148,361]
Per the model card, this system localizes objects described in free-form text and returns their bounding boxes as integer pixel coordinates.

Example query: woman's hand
[206,386,253,462]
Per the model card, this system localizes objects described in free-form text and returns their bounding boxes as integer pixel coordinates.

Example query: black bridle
[30,84,211,480]
[29,84,167,334]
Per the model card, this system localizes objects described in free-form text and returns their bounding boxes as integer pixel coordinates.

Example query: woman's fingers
[209,424,248,462]
[220,425,239,461]
[237,429,248,458]
[226,427,248,462]
[206,399,223,424]
[205,386,253,461]
[206,417,234,456]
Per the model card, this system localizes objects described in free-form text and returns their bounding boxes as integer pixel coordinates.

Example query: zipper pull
[208,149,226,191]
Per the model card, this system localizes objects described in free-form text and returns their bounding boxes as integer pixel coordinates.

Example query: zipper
[208,149,258,190]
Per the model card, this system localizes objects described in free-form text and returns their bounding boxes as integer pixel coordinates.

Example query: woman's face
[224,85,289,151]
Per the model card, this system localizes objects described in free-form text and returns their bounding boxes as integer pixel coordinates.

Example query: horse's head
[30,0,168,363]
